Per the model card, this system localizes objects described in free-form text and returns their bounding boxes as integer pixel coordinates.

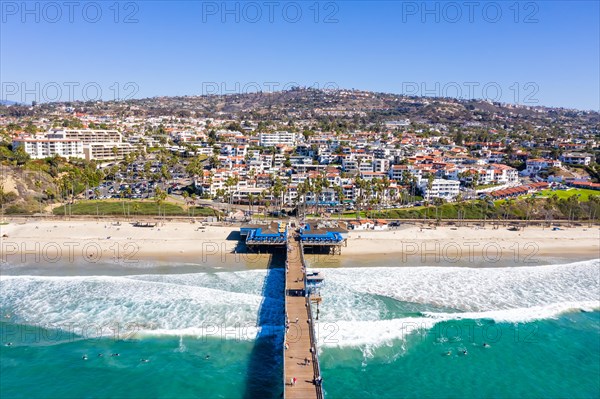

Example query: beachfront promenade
[284,234,323,399]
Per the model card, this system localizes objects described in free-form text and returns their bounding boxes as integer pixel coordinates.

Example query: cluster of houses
[3,111,599,209]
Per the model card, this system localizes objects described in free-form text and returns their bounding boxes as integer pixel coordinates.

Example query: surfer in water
[82,355,88,360]
[445,351,452,356]
[462,350,468,355]
[483,343,490,348]
[205,355,210,360]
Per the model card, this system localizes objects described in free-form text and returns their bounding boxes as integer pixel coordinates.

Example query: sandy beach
[342,225,600,267]
[1,220,598,269]
[0,220,243,268]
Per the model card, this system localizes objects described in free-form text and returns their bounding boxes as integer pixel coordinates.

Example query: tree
[182,191,190,215]
[154,188,167,219]
[12,146,30,166]
[248,193,255,216]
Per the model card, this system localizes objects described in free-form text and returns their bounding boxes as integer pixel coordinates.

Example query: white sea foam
[318,260,600,320]
[316,301,600,348]
[312,259,600,347]
[1,260,598,347]
[0,272,281,339]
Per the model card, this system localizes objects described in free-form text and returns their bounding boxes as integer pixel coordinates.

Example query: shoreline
[1,220,598,271]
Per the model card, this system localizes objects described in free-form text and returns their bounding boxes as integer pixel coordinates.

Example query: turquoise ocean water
[1,259,599,398]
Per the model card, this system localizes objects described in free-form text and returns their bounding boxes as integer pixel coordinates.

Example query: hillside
[2,88,599,130]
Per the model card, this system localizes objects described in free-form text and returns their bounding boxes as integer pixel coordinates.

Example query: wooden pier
[284,234,323,399]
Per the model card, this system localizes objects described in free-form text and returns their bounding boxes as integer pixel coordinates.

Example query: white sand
[0,220,238,264]
[1,220,598,267]
[345,225,600,261]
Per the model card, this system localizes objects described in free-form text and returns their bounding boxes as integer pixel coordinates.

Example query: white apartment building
[560,153,592,166]
[373,158,389,173]
[388,164,421,182]
[259,131,296,147]
[358,161,374,173]
[522,158,562,175]
[82,143,136,161]
[12,137,84,159]
[419,179,460,201]
[47,129,122,144]
[488,164,519,184]
[342,158,359,173]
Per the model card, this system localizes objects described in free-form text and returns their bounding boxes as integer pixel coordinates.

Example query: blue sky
[1,1,599,110]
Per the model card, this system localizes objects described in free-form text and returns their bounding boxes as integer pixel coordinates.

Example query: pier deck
[284,236,322,399]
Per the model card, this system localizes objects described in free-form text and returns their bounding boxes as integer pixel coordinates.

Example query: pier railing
[283,238,289,392]
[300,242,324,399]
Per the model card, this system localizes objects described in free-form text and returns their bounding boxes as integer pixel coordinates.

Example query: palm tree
[524,196,536,228]
[455,193,464,226]
[132,203,140,218]
[434,197,444,224]
[296,182,307,221]
[354,177,366,220]
[477,198,488,226]
[182,191,190,216]
[154,188,167,220]
[224,175,238,213]
[190,193,197,217]
[588,195,600,227]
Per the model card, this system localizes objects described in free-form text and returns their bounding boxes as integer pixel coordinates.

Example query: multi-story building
[560,153,592,166]
[12,137,84,159]
[47,129,122,144]
[488,164,519,184]
[522,158,562,175]
[259,131,296,147]
[373,158,389,173]
[419,179,460,201]
[342,158,359,173]
[82,143,136,161]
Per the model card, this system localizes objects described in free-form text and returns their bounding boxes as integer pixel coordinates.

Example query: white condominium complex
[47,129,122,144]
[83,143,136,161]
[419,179,461,201]
[259,131,296,147]
[13,129,134,161]
[12,138,84,159]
